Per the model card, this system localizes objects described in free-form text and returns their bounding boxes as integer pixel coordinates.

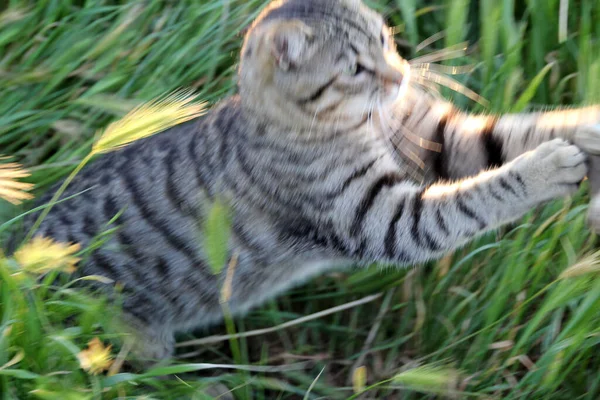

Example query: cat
[20,0,600,362]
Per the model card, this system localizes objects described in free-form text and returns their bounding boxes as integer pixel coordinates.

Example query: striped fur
[21,0,600,362]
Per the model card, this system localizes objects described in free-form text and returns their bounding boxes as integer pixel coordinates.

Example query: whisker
[411,62,477,75]
[398,63,412,101]
[411,77,442,96]
[401,127,442,152]
[416,30,446,53]
[307,105,320,141]
[409,42,468,65]
[366,99,375,142]
[376,97,425,183]
[385,123,427,169]
[361,94,376,142]
[415,70,489,107]
[393,37,413,51]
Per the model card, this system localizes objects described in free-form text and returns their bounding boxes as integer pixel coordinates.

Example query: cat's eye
[346,63,366,76]
[354,63,366,76]
[381,32,391,51]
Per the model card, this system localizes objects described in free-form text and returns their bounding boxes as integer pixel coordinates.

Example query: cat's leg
[436,107,600,231]
[421,103,600,180]
[115,314,175,366]
[332,139,586,265]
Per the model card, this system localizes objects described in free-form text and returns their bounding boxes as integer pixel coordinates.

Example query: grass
[1,0,600,398]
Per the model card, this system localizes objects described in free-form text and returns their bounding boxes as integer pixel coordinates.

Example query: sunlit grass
[0,0,599,398]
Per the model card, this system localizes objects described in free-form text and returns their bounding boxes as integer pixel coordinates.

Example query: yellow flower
[14,237,80,275]
[92,88,207,155]
[0,159,34,205]
[352,366,367,394]
[77,337,114,375]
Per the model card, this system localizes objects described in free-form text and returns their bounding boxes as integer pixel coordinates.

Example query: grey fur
[22,0,600,361]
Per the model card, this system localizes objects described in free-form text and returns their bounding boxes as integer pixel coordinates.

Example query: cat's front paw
[574,123,600,154]
[516,139,587,203]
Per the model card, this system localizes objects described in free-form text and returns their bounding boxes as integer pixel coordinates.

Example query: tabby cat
[22,0,600,361]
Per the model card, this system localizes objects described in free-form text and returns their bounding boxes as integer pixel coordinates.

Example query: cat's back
[22,97,250,268]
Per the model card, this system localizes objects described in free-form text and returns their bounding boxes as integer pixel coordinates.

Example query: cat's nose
[377,54,409,84]
[377,63,404,84]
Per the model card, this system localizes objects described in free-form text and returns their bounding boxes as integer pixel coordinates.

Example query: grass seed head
[559,250,600,279]
[0,158,34,205]
[91,89,207,155]
[393,364,460,394]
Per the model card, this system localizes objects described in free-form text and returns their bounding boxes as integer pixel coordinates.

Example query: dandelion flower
[92,89,207,155]
[0,159,34,205]
[77,337,114,375]
[14,236,80,275]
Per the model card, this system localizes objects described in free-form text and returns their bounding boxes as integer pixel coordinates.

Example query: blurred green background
[1,0,599,399]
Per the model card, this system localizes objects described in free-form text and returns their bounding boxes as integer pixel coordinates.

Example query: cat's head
[238,0,409,131]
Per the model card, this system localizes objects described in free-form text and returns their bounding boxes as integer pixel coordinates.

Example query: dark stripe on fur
[82,214,97,238]
[57,210,73,227]
[164,146,195,217]
[121,169,198,263]
[232,221,265,255]
[350,172,404,236]
[298,77,337,104]
[422,230,441,251]
[91,251,120,281]
[489,186,504,202]
[188,132,211,195]
[116,227,146,265]
[433,114,451,180]
[103,194,120,222]
[215,106,241,166]
[330,157,379,197]
[499,177,518,197]
[348,113,370,131]
[384,198,406,258]
[410,191,441,251]
[456,195,486,229]
[436,208,449,236]
[481,117,503,168]
[523,127,533,145]
[410,190,426,246]
[509,171,527,195]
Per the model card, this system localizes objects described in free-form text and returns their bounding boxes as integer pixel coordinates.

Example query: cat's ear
[265,20,314,71]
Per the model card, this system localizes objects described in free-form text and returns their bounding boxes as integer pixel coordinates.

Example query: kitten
[22,0,600,361]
